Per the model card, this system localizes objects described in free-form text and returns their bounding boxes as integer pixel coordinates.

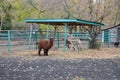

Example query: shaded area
[0,57,120,80]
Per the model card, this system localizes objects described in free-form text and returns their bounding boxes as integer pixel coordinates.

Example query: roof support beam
[47,23,50,39]
[64,23,68,51]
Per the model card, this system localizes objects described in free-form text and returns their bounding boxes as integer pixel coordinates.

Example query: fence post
[64,23,68,51]
[57,32,60,48]
[28,25,33,49]
[47,24,50,39]
[35,31,38,49]
[108,32,110,48]
[102,31,104,43]
[8,30,11,52]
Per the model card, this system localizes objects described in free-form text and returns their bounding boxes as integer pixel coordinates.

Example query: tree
[25,0,45,18]
[22,0,119,49]
[0,0,119,49]
[0,0,12,30]
[113,0,120,25]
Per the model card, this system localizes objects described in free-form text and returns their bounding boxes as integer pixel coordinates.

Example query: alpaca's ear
[49,37,54,40]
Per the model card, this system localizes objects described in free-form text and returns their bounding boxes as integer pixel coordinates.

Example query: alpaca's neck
[50,40,54,44]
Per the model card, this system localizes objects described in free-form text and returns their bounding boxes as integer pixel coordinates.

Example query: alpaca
[36,38,54,56]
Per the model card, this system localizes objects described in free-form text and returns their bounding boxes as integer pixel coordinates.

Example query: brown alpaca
[36,38,54,56]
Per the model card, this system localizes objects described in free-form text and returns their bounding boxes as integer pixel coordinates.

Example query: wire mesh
[0,30,120,53]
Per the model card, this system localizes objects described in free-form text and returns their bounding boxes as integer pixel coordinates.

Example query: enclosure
[0,19,99,52]
[0,19,119,53]
[0,30,89,53]
[0,30,119,53]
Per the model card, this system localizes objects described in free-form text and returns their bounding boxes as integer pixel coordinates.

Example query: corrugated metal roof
[24,18,104,26]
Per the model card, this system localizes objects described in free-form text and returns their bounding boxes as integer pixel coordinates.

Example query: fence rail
[0,30,66,53]
[0,30,119,53]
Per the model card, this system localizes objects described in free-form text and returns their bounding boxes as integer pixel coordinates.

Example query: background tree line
[0,0,120,48]
[0,0,120,30]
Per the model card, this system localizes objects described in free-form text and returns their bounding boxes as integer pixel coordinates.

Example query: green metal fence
[0,30,119,53]
[0,30,65,53]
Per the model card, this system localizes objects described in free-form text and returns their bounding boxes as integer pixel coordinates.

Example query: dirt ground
[1,48,120,59]
[0,48,120,80]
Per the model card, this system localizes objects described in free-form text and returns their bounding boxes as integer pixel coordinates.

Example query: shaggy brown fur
[36,38,54,56]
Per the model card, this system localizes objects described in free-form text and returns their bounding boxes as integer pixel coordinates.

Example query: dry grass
[1,48,120,59]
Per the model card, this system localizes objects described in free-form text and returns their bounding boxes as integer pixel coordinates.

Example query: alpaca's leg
[43,49,46,56]
[38,48,41,56]
[44,49,48,56]
[46,49,49,56]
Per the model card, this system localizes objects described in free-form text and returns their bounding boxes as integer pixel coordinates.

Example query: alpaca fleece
[36,38,54,56]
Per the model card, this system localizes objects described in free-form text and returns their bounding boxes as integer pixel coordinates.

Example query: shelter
[24,18,104,50]
[24,18,104,26]
[102,24,120,43]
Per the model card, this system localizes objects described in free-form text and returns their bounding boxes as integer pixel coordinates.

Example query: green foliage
[12,0,31,21]
[89,39,101,49]
[73,0,79,3]
[0,0,120,31]
[2,15,12,30]
[0,0,12,30]
[39,24,55,31]
[95,42,101,49]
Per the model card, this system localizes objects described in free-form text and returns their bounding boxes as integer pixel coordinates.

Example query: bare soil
[0,48,120,80]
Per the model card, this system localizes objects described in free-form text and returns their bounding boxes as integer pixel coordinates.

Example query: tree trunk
[89,38,97,49]
[89,32,101,49]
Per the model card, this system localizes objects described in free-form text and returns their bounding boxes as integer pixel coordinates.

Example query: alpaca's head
[49,38,54,47]
[49,37,54,42]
